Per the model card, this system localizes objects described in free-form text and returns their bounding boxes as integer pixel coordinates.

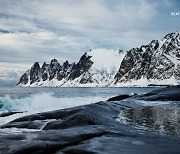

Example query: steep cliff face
[62,49,126,87]
[114,32,180,86]
[67,52,93,81]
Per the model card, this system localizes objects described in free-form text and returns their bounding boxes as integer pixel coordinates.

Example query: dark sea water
[0,87,157,99]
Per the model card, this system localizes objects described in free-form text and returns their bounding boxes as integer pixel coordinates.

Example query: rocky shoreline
[0,86,180,153]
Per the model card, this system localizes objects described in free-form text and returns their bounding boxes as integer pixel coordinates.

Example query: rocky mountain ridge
[17,32,180,87]
[17,52,94,86]
[114,32,180,86]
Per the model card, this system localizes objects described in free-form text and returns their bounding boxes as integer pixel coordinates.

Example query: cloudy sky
[0,0,179,86]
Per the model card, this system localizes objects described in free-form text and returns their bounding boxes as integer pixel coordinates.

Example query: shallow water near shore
[117,102,180,136]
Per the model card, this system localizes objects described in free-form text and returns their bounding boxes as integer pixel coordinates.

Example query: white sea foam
[0,92,103,125]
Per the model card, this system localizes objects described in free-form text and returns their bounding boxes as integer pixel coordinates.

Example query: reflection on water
[116,105,180,136]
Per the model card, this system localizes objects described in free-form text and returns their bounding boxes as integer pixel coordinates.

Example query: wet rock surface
[0,112,23,117]
[137,85,180,101]
[0,86,180,153]
[107,94,131,101]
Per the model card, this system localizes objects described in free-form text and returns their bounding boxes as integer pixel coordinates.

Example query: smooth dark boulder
[0,112,23,117]
[107,94,131,101]
[138,85,180,101]
[43,113,97,130]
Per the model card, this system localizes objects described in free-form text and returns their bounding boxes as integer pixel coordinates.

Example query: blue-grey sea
[0,87,156,122]
[0,87,157,111]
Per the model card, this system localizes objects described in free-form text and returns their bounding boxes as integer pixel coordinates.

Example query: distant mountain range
[17,32,180,87]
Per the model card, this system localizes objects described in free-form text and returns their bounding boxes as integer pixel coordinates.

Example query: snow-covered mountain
[17,32,180,87]
[17,49,125,87]
[114,32,180,86]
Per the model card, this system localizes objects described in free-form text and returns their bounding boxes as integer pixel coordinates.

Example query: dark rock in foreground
[0,86,180,153]
[138,85,180,101]
[0,112,23,117]
[107,94,131,101]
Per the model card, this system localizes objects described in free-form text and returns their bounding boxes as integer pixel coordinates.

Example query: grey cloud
[0,70,20,80]
[5,71,18,79]
[0,0,177,52]
[0,70,20,87]
[0,80,17,87]
[0,0,179,87]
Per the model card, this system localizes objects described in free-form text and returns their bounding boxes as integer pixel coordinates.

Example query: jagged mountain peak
[78,52,92,64]
[114,31,180,86]
[161,31,180,46]
[50,58,58,63]
[118,49,124,53]
[50,58,60,67]
[17,32,180,87]
[31,62,40,68]
[42,62,48,68]
[29,62,41,84]
[17,49,125,87]
[63,60,70,69]
[163,31,179,40]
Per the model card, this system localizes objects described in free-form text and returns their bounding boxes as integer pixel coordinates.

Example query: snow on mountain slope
[17,32,180,87]
[17,49,125,87]
[114,31,180,86]
[61,49,125,87]
[89,49,124,72]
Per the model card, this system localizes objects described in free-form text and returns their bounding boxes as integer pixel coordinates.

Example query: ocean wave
[0,92,103,113]
[0,92,104,125]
